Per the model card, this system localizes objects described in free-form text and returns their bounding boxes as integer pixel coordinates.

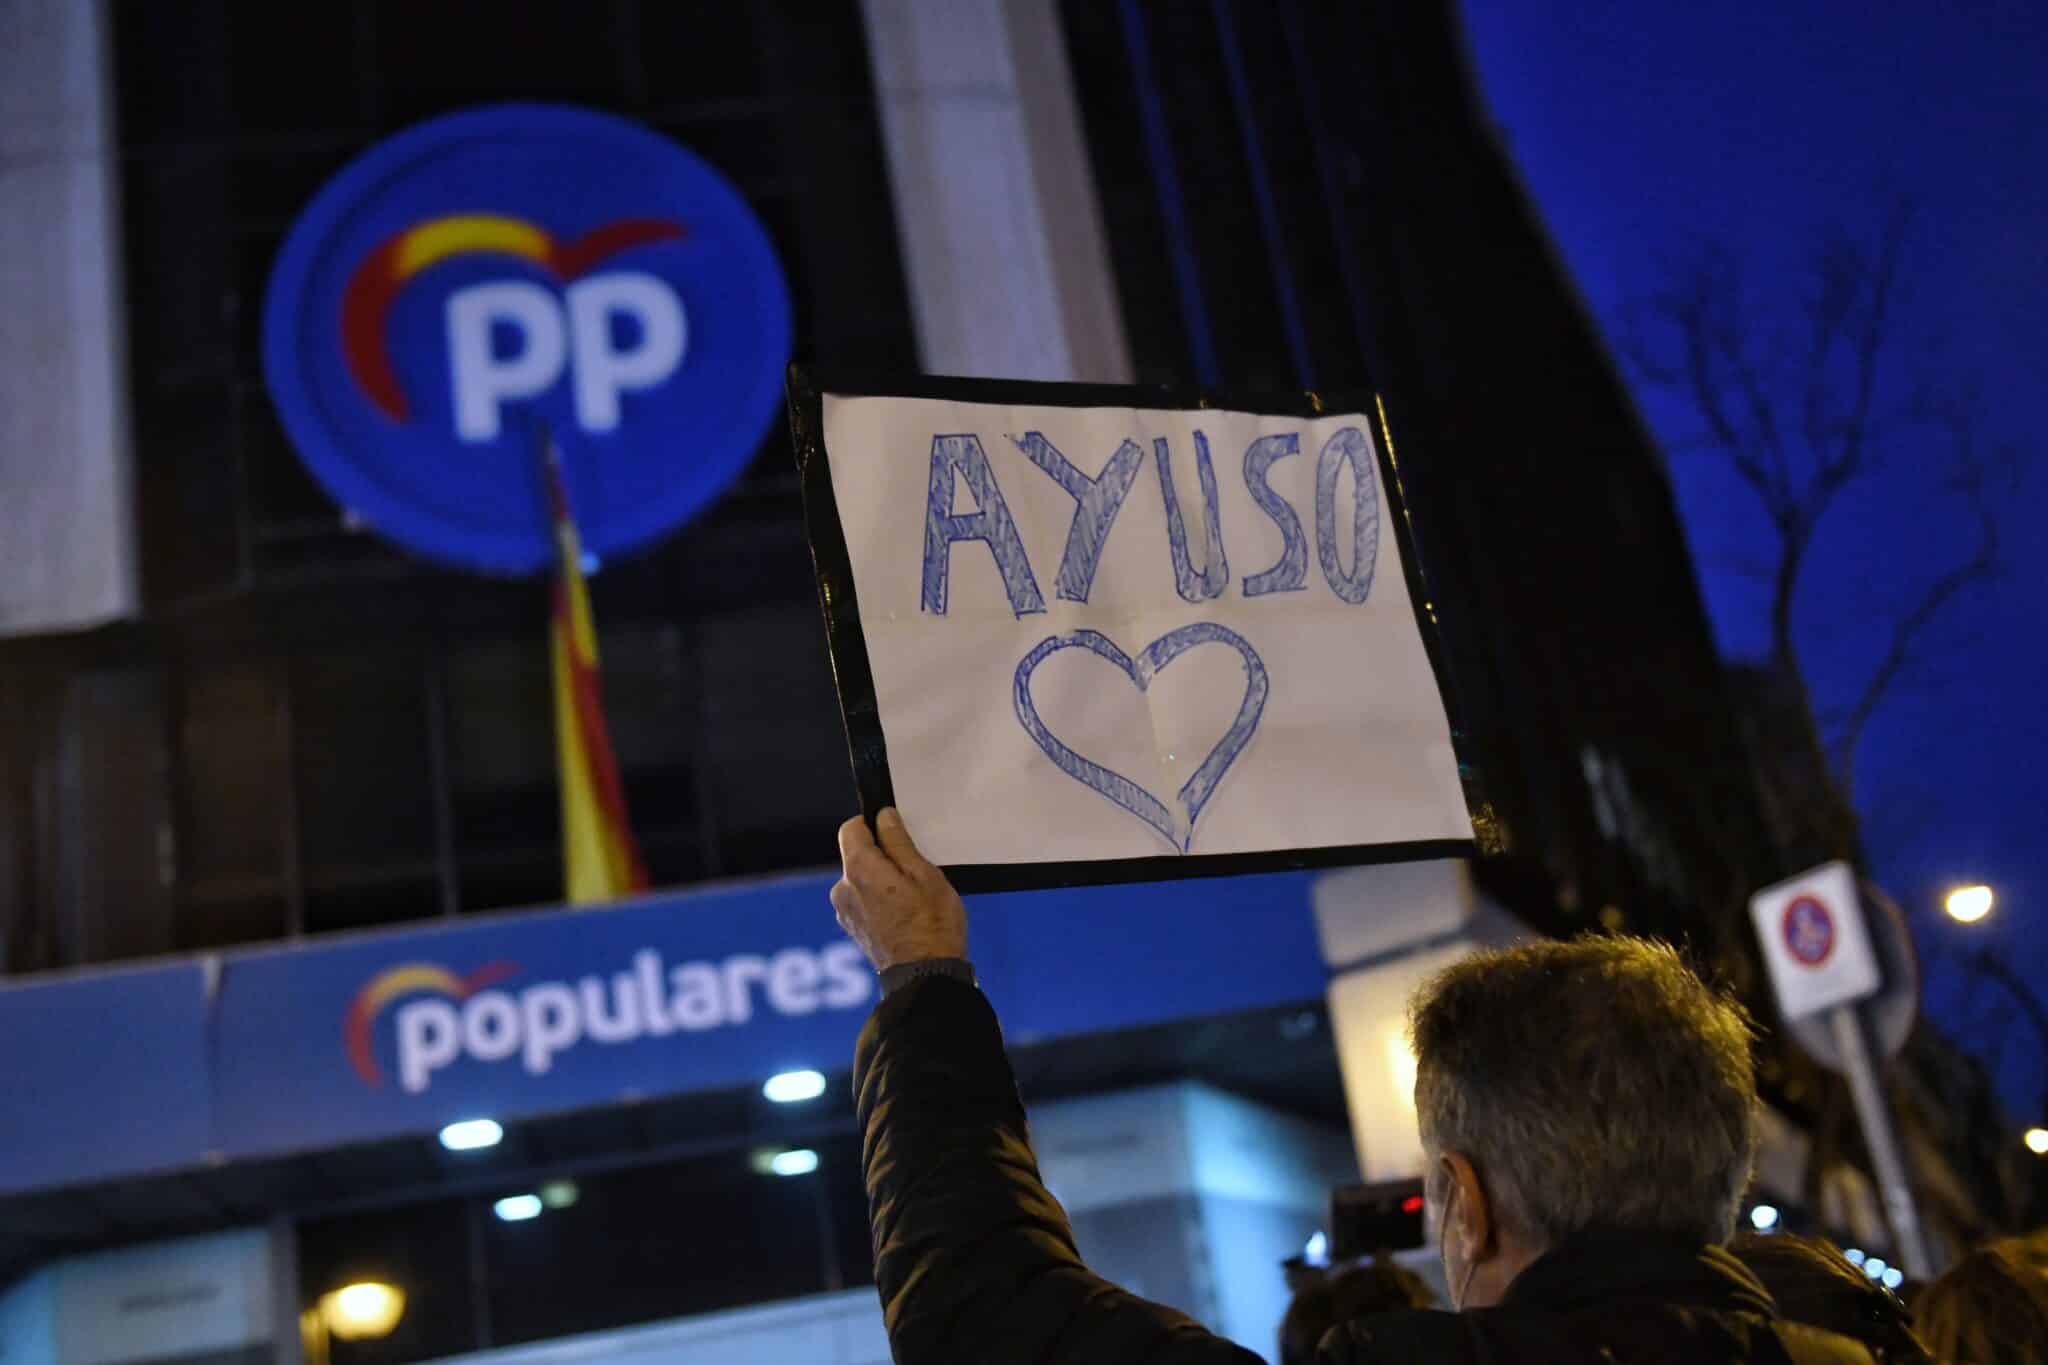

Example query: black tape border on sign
[788,364,1498,895]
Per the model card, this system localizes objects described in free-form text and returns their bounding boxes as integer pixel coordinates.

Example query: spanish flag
[544,436,648,903]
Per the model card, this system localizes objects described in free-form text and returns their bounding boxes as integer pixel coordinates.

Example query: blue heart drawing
[1012,623,1269,853]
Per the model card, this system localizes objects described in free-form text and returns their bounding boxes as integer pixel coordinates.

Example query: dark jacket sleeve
[854,975,1264,1365]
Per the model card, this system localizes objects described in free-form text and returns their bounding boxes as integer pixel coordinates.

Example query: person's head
[1729,1232,1928,1358]
[2002,1225,2048,1275]
[1914,1237,2048,1364]
[1278,1260,1438,1365]
[1409,936,1759,1310]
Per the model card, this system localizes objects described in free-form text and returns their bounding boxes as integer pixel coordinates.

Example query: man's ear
[1440,1150,1497,1262]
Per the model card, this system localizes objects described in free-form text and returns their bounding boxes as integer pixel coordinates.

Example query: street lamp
[1933,884,2048,1174]
[320,1282,406,1339]
[302,1281,406,1365]
[1944,885,1994,924]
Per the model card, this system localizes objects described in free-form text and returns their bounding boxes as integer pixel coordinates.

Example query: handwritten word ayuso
[920,426,1380,617]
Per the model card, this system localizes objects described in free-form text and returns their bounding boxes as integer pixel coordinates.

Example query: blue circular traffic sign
[263,104,791,574]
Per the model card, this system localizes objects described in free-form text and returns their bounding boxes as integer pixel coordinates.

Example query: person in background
[1729,1233,1931,1362]
[1913,1235,2048,1364]
[1279,1259,1437,1365]
[832,808,1884,1363]
[1281,1254,1329,1298]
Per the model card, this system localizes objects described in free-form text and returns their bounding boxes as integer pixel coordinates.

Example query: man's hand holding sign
[831,804,1266,1364]
[831,809,966,971]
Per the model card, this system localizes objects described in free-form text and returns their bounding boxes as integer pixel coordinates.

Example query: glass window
[295,1135,874,1360]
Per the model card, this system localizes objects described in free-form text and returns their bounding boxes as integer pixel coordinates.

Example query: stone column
[859,0,1131,383]
[0,0,137,636]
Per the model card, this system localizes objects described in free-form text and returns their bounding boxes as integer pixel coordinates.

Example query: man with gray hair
[1402,936,1761,1313]
[833,809,1877,1363]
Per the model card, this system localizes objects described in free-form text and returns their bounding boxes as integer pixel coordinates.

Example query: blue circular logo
[263,104,791,574]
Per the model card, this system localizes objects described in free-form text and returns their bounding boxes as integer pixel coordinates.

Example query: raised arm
[836,810,1263,1365]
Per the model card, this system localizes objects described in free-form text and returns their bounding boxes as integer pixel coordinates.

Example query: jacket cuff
[878,957,977,997]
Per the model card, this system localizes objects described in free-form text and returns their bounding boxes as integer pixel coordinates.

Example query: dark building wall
[1061,0,1783,970]
[1,0,917,969]
[8,0,1780,997]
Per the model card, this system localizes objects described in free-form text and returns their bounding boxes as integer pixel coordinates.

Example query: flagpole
[537,422,649,903]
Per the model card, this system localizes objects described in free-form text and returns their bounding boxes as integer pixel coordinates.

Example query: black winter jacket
[854,975,1885,1365]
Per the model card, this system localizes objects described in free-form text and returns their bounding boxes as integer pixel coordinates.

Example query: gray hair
[1409,936,1759,1248]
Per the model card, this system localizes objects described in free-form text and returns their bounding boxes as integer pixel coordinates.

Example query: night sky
[1461,1,2048,1114]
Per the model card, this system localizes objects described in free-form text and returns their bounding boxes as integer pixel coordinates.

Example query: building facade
[0,2,1888,1363]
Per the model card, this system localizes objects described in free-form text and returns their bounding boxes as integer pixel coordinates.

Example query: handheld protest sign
[790,369,1490,892]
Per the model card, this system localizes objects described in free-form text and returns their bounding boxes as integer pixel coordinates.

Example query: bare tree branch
[1820,204,1911,488]
[1624,204,2020,860]
[1831,416,2005,792]
[1703,281,1796,509]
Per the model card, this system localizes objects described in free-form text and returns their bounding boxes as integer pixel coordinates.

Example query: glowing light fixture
[493,1194,543,1222]
[1944,885,1994,924]
[763,1069,827,1104]
[1863,1257,1888,1280]
[751,1145,821,1176]
[319,1282,406,1340]
[1881,1267,1904,1291]
[772,1147,820,1176]
[1303,1231,1329,1265]
[2025,1127,2048,1155]
[1843,1248,1866,1266]
[1748,1204,1780,1232]
[439,1118,503,1152]
[539,1179,580,1208]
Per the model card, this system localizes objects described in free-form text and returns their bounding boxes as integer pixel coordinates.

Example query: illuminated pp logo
[263,104,791,575]
[340,214,689,441]
[448,274,684,438]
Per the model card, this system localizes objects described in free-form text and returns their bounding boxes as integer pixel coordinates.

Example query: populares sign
[209,876,874,1156]
[346,942,870,1094]
[9,868,1330,1185]
[264,104,790,574]
[791,373,1486,890]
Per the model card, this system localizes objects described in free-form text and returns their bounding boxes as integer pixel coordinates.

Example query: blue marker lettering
[920,434,1046,617]
[1013,622,1268,853]
[1153,432,1230,603]
[1014,432,1144,603]
[1240,433,1308,597]
[1314,426,1379,605]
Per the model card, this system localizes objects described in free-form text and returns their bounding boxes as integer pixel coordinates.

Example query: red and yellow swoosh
[340,213,686,421]
[344,959,519,1086]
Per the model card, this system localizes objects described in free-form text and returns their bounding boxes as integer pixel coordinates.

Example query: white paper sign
[818,393,1474,868]
[1748,861,1882,1020]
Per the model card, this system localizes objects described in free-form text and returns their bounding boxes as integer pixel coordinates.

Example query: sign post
[1749,861,1932,1278]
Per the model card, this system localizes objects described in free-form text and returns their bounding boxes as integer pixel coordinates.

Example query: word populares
[366,943,870,1094]
[922,425,1381,617]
